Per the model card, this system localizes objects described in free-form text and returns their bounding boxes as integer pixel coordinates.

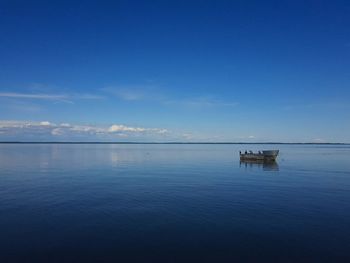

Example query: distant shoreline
[0,142,348,145]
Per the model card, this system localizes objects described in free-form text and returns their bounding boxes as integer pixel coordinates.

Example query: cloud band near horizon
[0,120,168,140]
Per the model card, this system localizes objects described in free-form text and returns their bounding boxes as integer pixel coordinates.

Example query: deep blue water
[0,144,350,262]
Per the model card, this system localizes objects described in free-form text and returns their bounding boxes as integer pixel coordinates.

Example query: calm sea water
[0,144,350,262]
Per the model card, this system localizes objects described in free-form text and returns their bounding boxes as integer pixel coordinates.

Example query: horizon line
[0,141,348,145]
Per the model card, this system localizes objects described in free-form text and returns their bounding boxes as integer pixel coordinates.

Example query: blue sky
[0,0,349,142]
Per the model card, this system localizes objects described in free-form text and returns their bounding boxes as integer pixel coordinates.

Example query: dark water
[1,144,350,263]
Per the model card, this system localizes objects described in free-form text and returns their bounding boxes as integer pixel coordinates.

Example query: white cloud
[0,120,52,129]
[108,124,168,134]
[108,124,146,133]
[0,120,168,139]
[69,125,105,134]
[51,128,64,136]
[40,121,51,126]
[156,129,168,134]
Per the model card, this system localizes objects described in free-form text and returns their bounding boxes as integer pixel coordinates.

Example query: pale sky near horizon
[0,1,349,142]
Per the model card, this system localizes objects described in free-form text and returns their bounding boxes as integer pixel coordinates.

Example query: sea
[0,143,349,262]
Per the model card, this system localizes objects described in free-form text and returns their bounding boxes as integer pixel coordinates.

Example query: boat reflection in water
[239,159,279,171]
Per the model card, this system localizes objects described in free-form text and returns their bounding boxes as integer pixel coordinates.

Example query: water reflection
[240,160,279,171]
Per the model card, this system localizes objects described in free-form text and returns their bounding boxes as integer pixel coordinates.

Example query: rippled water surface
[1,144,350,262]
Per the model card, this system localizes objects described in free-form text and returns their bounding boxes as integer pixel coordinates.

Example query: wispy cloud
[0,99,42,112]
[178,132,225,142]
[109,89,146,101]
[103,86,238,108]
[0,92,67,100]
[74,94,105,100]
[164,96,239,108]
[283,102,350,111]
[102,86,164,101]
[0,92,104,102]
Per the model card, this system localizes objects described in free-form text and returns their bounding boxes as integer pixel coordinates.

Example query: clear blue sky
[0,0,349,142]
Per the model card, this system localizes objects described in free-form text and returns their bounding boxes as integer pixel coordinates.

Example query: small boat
[239,150,279,161]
